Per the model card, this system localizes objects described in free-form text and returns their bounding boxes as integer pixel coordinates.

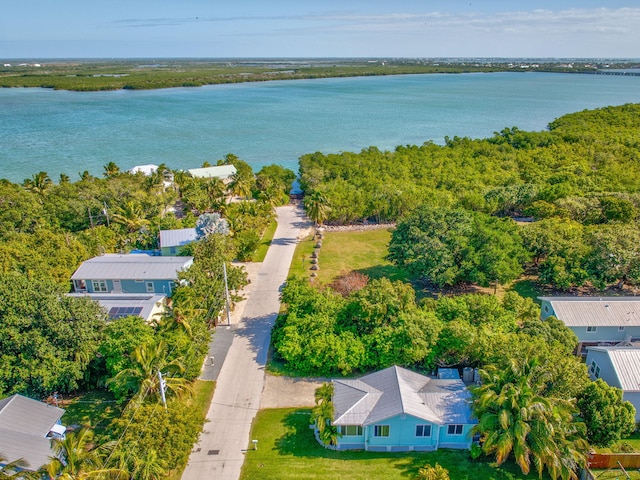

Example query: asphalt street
[181,204,308,480]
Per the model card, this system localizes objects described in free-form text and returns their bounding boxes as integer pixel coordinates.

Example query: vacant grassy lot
[240,408,541,480]
[289,228,408,285]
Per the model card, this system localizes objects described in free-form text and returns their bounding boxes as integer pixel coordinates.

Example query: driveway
[182,204,310,480]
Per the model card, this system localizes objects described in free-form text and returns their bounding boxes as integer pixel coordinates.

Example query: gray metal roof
[187,165,237,180]
[71,254,193,281]
[0,428,54,471]
[588,346,640,391]
[333,366,474,427]
[0,394,65,471]
[159,228,197,249]
[539,296,640,327]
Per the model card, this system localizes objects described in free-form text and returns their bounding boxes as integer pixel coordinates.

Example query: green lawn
[252,219,278,263]
[240,408,541,480]
[60,390,123,440]
[289,229,408,285]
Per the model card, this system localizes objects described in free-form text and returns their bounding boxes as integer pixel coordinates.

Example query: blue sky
[1,1,639,58]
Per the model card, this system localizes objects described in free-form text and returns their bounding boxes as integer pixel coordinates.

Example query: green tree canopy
[577,379,636,447]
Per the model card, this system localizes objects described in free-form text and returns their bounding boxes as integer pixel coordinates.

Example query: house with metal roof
[0,394,66,471]
[585,346,640,421]
[329,365,475,452]
[159,228,198,256]
[187,164,237,183]
[71,254,192,296]
[67,293,166,323]
[539,297,640,354]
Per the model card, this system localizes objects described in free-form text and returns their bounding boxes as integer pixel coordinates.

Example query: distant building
[539,296,640,354]
[159,228,198,256]
[0,394,66,471]
[188,165,237,183]
[71,254,193,296]
[128,164,159,176]
[328,366,475,452]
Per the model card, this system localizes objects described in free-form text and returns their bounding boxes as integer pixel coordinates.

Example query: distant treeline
[0,58,627,91]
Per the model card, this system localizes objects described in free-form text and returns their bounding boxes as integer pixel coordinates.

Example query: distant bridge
[595,70,640,76]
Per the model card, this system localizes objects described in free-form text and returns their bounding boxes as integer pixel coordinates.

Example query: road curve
[182,204,308,480]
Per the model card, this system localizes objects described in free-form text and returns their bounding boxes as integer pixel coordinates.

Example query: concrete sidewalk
[181,204,309,480]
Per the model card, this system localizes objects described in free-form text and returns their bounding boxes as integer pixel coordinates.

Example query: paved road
[182,204,308,480]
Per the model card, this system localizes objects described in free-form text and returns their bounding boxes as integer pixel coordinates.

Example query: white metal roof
[588,346,640,391]
[540,296,640,327]
[188,164,237,180]
[128,164,159,176]
[332,366,474,427]
[71,254,193,281]
[159,228,198,249]
[67,293,166,322]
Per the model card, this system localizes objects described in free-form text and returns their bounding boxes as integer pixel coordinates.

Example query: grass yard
[60,390,123,440]
[240,408,541,480]
[252,219,278,263]
[289,229,408,285]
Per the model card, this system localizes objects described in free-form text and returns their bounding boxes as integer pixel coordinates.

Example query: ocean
[1,72,640,183]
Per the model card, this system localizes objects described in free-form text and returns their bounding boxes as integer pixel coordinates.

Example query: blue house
[539,297,640,355]
[585,346,640,421]
[159,228,197,256]
[71,254,193,296]
[330,366,475,452]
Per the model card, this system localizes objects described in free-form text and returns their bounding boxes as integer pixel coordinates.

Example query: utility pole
[157,371,167,411]
[223,261,232,326]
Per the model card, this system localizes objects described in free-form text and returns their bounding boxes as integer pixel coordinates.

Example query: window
[544,305,549,313]
[589,361,596,374]
[619,326,626,331]
[169,247,177,255]
[146,281,155,293]
[447,424,463,435]
[92,280,108,292]
[415,425,432,437]
[74,279,87,292]
[594,365,601,379]
[373,425,389,437]
[340,425,363,436]
[586,326,597,333]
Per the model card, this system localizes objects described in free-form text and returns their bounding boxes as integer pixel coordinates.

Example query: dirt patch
[260,375,325,409]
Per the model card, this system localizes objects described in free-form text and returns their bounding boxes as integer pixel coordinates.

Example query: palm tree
[41,428,127,480]
[102,162,121,178]
[416,463,450,480]
[229,171,254,200]
[111,200,150,233]
[0,454,32,479]
[304,191,331,226]
[311,382,340,446]
[23,171,52,199]
[472,359,588,480]
[107,341,192,405]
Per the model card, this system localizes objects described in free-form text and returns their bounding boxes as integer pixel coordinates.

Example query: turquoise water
[1,72,640,183]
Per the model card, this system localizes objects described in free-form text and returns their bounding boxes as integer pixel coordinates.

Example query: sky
[1,1,640,59]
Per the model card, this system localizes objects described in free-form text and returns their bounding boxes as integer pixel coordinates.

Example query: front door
[113,279,122,293]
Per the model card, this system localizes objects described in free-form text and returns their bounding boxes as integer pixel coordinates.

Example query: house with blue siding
[71,254,192,296]
[539,297,640,355]
[159,228,198,256]
[329,366,475,452]
[585,346,640,421]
